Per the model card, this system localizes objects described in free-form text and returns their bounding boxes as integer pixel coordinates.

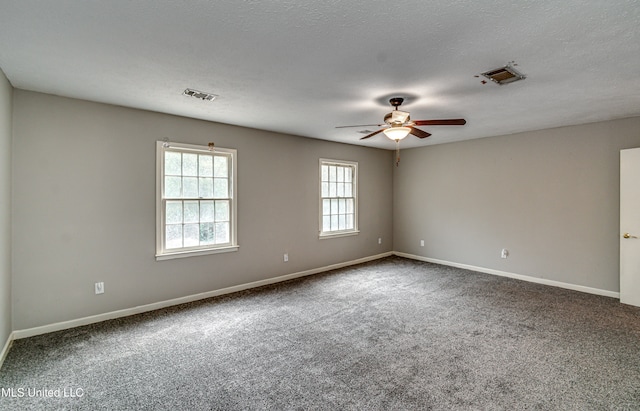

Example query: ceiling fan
[336,97,466,165]
[337,97,466,141]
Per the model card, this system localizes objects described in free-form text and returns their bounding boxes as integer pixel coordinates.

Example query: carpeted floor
[1,256,639,410]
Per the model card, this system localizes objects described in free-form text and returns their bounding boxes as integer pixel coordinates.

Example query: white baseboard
[395,252,620,299]
[13,252,394,340]
[10,250,618,342]
[0,331,14,370]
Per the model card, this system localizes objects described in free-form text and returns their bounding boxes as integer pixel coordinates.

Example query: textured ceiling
[1,0,640,149]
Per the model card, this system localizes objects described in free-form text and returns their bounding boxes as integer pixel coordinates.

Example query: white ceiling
[1,1,640,149]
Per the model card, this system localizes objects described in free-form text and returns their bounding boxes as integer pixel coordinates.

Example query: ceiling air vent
[481,64,526,85]
[183,88,218,101]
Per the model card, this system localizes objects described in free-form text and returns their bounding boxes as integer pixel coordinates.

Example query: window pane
[321,182,329,198]
[323,216,331,232]
[347,198,354,214]
[199,177,213,198]
[346,214,354,230]
[165,152,182,175]
[165,176,182,198]
[184,201,199,223]
[339,199,346,214]
[331,199,338,215]
[329,166,336,181]
[338,214,346,230]
[183,153,198,176]
[321,165,329,182]
[329,182,337,197]
[344,183,352,197]
[166,225,182,249]
[214,178,228,198]
[184,224,199,247]
[200,201,214,222]
[337,183,344,197]
[183,177,198,198]
[330,215,338,231]
[337,167,344,183]
[215,222,230,243]
[344,168,352,183]
[200,223,214,245]
[215,200,230,221]
[166,201,183,224]
[199,155,213,177]
[214,156,228,178]
[322,199,331,216]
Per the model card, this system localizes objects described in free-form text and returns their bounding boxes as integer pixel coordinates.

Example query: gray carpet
[1,256,639,410]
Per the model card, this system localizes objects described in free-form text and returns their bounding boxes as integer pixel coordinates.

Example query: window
[319,159,358,238]
[156,141,238,260]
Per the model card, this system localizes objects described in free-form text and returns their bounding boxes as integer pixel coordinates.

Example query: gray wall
[394,117,640,292]
[12,90,394,330]
[11,87,640,331]
[0,70,12,346]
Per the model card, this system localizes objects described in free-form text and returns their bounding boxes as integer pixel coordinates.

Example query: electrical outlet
[378,238,382,244]
[284,253,289,262]
[95,282,104,295]
[501,249,509,259]
[420,240,425,247]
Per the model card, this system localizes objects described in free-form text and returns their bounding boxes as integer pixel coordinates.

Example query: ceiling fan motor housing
[389,97,404,108]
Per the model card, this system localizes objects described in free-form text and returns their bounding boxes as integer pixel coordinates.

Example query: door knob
[623,232,638,239]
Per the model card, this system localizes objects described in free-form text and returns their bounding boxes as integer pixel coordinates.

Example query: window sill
[319,230,360,240]
[156,245,239,261]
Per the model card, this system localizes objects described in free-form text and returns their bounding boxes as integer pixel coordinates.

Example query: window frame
[318,158,359,239]
[156,141,238,260]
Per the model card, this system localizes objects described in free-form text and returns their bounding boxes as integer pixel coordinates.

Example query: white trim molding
[395,252,620,299]
[10,251,620,343]
[0,331,14,370]
[13,252,393,340]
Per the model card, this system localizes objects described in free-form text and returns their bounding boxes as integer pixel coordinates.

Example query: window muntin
[320,159,358,237]
[157,142,237,259]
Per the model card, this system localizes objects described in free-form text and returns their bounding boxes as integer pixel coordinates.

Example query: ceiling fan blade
[413,119,466,126]
[335,123,385,129]
[360,129,385,140]
[409,127,432,139]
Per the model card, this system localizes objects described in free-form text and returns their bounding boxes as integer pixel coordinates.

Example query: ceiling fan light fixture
[383,126,411,141]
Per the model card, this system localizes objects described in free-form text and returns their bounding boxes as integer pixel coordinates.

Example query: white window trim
[156,141,238,261]
[318,158,359,239]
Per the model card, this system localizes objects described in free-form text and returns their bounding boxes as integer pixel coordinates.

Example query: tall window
[319,159,358,238]
[156,141,238,260]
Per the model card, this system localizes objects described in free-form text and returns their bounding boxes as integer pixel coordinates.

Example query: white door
[620,148,640,307]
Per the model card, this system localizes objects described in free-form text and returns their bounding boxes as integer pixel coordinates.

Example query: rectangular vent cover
[481,65,526,85]
[183,88,218,101]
